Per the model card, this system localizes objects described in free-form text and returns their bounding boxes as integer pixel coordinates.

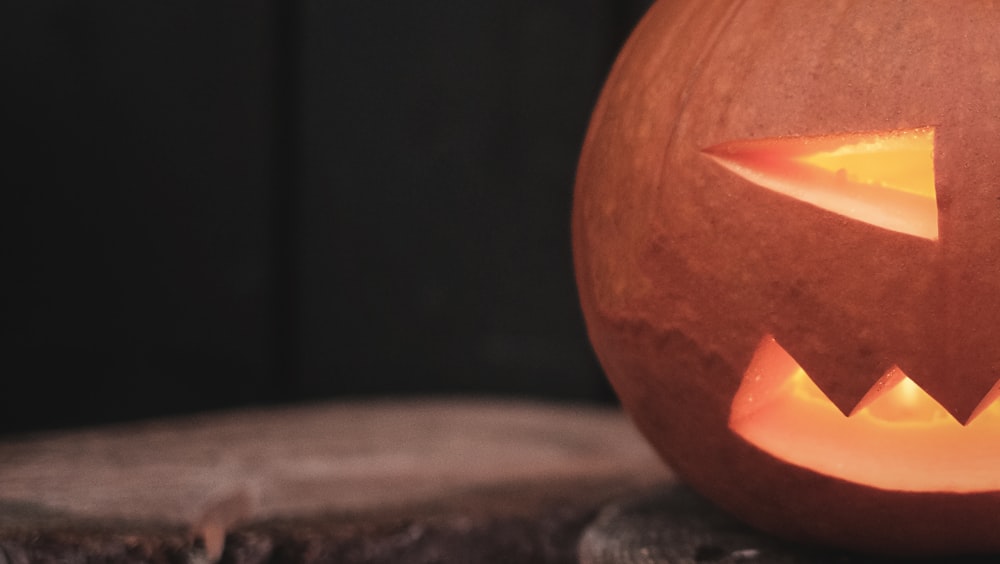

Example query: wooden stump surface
[0,399,670,563]
[579,486,1000,564]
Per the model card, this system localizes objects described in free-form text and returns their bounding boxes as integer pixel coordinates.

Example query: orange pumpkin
[573,0,1000,554]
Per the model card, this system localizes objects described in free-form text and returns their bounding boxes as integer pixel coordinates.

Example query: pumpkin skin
[573,0,1000,555]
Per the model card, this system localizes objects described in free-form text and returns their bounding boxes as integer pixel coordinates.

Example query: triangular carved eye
[703,127,937,240]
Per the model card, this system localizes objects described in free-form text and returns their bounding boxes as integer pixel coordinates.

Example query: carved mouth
[729,336,1000,493]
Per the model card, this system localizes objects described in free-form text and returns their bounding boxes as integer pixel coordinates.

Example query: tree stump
[0,399,669,563]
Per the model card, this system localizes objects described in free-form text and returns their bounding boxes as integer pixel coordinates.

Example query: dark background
[3,0,654,434]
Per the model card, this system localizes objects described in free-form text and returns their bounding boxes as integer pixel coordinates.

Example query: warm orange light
[730,336,1000,492]
[703,127,937,240]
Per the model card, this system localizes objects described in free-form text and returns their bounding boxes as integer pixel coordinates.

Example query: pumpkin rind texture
[573,0,1000,554]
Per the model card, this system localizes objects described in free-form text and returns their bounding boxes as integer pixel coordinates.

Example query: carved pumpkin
[573,0,1000,554]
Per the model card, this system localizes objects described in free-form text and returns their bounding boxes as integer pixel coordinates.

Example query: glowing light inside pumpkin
[703,127,937,240]
[729,336,1000,492]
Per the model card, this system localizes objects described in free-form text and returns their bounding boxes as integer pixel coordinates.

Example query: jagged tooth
[775,334,888,417]
[848,366,962,425]
[856,356,998,425]
[966,379,1000,426]
[915,363,998,426]
[848,367,907,416]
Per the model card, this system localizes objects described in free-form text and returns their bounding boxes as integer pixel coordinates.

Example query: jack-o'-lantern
[573,0,1000,554]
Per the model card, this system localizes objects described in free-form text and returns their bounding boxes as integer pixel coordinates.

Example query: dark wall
[4,0,278,432]
[4,0,654,433]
